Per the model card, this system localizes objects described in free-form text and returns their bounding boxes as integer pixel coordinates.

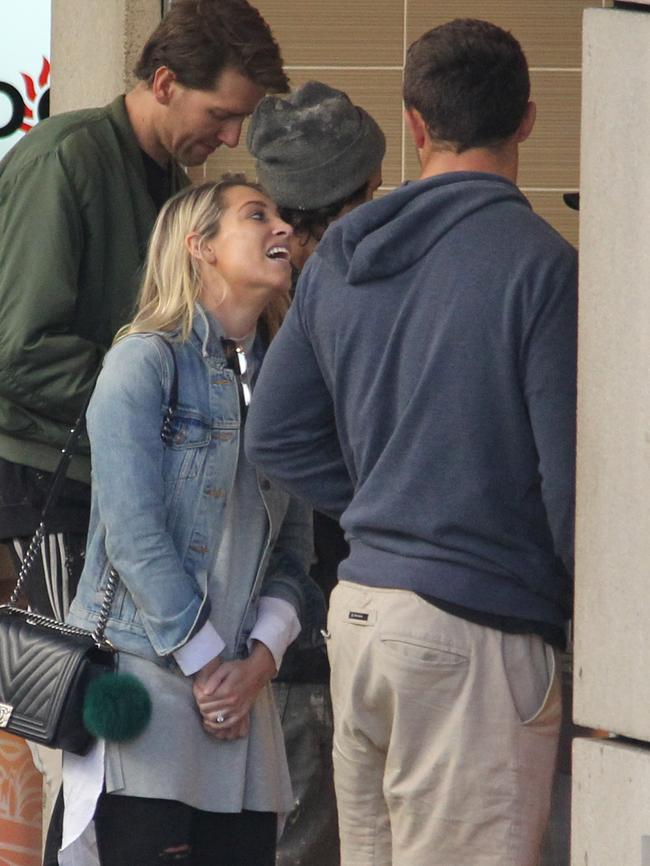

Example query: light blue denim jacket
[67,305,313,665]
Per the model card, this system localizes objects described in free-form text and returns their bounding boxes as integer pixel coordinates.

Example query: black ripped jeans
[94,793,277,866]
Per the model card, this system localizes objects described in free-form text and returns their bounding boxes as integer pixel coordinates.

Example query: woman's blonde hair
[116,175,289,344]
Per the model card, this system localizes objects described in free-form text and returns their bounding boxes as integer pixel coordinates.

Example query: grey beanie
[247,81,386,211]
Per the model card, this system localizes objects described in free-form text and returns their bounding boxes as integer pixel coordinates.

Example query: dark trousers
[93,793,277,866]
[43,792,277,865]
[273,682,340,866]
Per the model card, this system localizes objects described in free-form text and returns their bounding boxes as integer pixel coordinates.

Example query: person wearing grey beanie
[248,80,385,269]
[247,82,385,866]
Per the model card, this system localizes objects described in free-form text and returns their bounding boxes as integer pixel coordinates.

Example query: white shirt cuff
[173,621,225,675]
[248,596,301,672]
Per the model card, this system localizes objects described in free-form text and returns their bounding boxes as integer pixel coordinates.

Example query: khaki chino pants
[327,581,561,866]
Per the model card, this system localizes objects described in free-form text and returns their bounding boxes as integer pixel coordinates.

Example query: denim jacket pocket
[167,408,212,448]
[164,408,212,481]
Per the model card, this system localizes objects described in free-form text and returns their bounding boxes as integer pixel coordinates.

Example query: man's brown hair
[403,19,530,153]
[135,0,289,93]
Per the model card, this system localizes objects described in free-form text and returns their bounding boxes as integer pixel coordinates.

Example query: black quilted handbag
[0,397,117,755]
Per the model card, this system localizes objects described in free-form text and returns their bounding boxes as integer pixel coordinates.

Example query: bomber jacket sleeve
[0,150,104,423]
[87,337,209,657]
[245,280,354,519]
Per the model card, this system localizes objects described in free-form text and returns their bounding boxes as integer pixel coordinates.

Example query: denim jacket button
[260,478,271,491]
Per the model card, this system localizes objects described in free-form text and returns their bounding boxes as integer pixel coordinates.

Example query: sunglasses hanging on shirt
[221,338,251,419]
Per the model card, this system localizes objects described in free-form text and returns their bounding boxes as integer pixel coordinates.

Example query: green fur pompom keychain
[83,672,151,742]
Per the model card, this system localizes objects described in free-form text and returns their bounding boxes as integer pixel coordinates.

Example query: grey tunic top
[103,329,293,813]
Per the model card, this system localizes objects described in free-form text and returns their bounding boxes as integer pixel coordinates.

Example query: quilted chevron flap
[0,607,112,748]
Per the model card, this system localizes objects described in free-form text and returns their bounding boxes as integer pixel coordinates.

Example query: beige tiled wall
[192,0,613,247]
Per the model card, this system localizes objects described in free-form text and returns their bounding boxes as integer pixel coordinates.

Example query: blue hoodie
[246,172,577,628]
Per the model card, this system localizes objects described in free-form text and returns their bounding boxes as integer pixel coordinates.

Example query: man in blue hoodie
[246,19,577,866]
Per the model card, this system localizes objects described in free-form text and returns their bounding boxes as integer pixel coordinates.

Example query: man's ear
[151,67,177,106]
[516,101,537,144]
[404,107,428,151]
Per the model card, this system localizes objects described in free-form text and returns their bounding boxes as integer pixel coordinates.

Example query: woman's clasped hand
[194,642,277,740]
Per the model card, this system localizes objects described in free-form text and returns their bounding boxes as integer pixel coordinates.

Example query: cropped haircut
[134,0,288,93]
[117,176,289,344]
[279,179,371,245]
[403,19,530,153]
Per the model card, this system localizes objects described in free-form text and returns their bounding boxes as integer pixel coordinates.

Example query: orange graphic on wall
[19,57,50,132]
[0,732,42,866]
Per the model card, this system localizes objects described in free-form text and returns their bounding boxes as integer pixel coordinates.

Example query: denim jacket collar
[189,303,257,360]
[190,303,222,359]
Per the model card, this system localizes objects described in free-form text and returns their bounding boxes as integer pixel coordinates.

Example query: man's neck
[419,142,519,185]
[124,85,170,168]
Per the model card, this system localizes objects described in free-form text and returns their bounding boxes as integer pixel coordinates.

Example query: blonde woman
[60,177,311,866]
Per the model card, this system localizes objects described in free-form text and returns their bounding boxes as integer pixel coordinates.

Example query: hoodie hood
[317,172,529,285]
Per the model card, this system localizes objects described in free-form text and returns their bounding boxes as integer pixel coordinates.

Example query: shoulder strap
[9,341,179,624]
[8,384,95,610]
[159,337,179,445]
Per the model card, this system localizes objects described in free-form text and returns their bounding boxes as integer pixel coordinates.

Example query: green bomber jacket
[0,96,189,482]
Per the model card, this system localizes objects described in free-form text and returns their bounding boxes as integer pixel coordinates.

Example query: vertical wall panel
[520,71,582,188]
[51,0,160,113]
[199,0,593,246]
[254,0,403,66]
[406,1,599,67]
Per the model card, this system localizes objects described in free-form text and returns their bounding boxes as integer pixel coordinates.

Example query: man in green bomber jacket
[0,0,288,620]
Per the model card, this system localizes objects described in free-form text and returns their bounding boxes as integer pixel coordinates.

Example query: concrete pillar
[50,0,161,114]
[572,738,650,866]
[572,6,650,863]
[574,5,650,742]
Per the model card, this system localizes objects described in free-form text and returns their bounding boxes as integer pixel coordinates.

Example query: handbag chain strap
[4,384,118,648]
[5,342,179,649]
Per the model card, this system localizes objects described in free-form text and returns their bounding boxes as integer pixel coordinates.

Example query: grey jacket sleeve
[245,293,354,519]
[521,249,578,575]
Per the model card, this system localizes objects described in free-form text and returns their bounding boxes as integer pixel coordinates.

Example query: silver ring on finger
[215,711,225,724]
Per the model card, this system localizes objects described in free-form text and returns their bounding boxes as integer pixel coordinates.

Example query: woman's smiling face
[200,185,293,308]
